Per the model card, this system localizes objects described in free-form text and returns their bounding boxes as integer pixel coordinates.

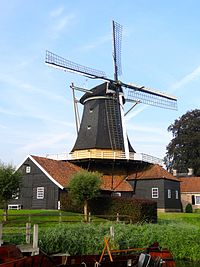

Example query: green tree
[0,162,22,221]
[68,170,101,222]
[165,109,200,175]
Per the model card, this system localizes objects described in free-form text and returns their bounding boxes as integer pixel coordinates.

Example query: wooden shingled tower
[71,82,135,158]
[45,21,177,172]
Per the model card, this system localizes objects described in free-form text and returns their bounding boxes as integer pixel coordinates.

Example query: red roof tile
[180,177,200,192]
[128,164,179,181]
[31,155,81,188]
[101,175,133,192]
[30,155,133,192]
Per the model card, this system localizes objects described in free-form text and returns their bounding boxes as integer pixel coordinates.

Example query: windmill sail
[112,20,123,80]
[123,83,177,110]
[45,50,107,79]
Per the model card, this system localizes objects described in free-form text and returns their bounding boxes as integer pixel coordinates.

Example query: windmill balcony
[69,149,135,160]
[46,150,163,166]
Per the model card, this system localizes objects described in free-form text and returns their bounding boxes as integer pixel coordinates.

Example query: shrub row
[60,192,157,223]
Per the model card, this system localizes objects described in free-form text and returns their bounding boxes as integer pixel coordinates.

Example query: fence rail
[0,212,132,224]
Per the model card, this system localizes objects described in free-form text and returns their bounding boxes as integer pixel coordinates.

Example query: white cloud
[49,12,76,39]
[15,130,76,159]
[125,105,147,121]
[50,7,64,18]
[79,34,111,51]
[170,65,200,91]
[0,124,7,129]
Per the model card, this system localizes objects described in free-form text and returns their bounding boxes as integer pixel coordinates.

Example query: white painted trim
[152,187,159,198]
[29,155,64,190]
[119,94,129,160]
[82,96,112,104]
[15,155,30,172]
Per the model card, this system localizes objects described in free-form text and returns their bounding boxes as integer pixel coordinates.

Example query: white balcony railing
[46,151,163,166]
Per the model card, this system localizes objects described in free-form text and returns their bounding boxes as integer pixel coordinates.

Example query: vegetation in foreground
[1,210,200,262]
[39,222,200,262]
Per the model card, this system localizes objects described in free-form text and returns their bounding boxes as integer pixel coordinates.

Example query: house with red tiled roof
[10,155,134,209]
[127,164,182,212]
[9,155,181,211]
[179,176,200,211]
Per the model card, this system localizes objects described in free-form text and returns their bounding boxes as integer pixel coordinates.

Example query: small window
[175,190,179,199]
[112,192,121,197]
[26,166,31,173]
[89,108,93,113]
[37,187,44,199]
[168,189,171,199]
[12,188,20,199]
[87,125,91,130]
[195,196,200,205]
[152,188,159,198]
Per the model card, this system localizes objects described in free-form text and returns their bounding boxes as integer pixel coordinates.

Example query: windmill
[45,21,177,164]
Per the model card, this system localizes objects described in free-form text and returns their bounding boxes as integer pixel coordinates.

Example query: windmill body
[71,82,135,161]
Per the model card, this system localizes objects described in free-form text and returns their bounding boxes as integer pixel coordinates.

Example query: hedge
[60,192,157,223]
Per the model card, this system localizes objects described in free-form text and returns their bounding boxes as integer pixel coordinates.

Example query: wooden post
[110,226,114,240]
[0,223,3,246]
[116,213,119,222]
[26,223,31,244]
[33,224,38,249]
[88,212,91,223]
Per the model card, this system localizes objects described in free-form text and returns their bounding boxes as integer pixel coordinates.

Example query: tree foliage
[68,170,101,221]
[0,162,22,220]
[165,109,200,175]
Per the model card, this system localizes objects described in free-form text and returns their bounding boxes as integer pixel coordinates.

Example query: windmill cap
[80,82,125,104]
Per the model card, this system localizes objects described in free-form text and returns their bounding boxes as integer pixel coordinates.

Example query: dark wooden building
[10,155,81,209]
[10,155,181,212]
[10,155,133,210]
[128,164,182,212]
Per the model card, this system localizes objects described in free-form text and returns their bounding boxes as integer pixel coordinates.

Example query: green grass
[158,212,200,227]
[0,209,87,226]
[1,210,200,262]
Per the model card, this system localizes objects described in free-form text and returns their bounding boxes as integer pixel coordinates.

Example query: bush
[60,193,157,223]
[185,203,193,213]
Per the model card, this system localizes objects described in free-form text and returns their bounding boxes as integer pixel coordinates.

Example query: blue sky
[0,0,200,166]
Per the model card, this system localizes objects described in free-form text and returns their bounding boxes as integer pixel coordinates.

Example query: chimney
[188,168,193,176]
[172,169,177,176]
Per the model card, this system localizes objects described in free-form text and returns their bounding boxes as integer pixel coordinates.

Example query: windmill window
[87,125,91,130]
[37,187,44,199]
[89,108,93,113]
[152,188,159,198]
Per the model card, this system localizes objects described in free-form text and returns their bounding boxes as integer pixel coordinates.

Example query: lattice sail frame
[45,21,177,111]
[46,50,107,79]
[113,21,123,78]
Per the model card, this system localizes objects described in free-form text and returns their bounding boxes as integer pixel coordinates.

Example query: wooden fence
[0,222,39,255]
[0,212,132,224]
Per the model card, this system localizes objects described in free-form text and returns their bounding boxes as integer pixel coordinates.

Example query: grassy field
[158,211,200,227]
[0,209,85,226]
[1,210,200,262]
